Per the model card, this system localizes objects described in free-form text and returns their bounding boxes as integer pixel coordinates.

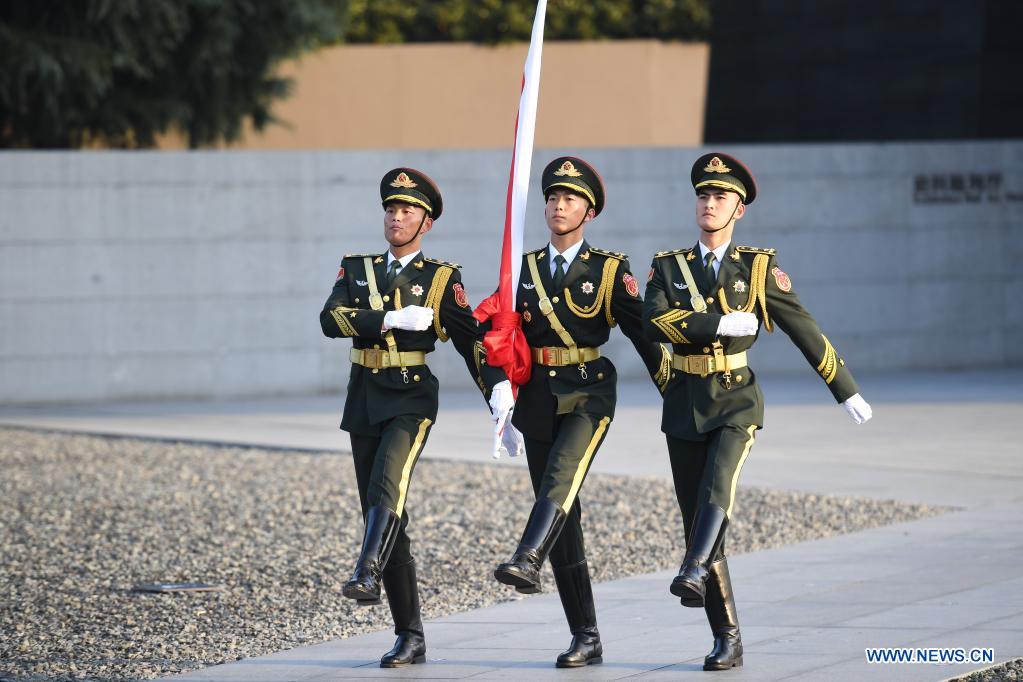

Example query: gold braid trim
[718,253,773,332]
[424,266,454,342]
[604,258,621,326]
[565,257,617,320]
[329,307,358,337]
[651,309,693,344]
[816,334,838,384]
[654,344,672,392]
[472,340,487,392]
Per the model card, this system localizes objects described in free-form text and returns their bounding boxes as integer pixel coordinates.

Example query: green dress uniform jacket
[644,243,859,440]
[511,241,670,441]
[320,251,506,435]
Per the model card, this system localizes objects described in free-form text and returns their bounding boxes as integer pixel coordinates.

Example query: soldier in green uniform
[320,168,509,668]
[644,152,873,671]
[492,157,671,668]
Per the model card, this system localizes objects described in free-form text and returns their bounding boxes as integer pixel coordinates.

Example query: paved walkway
[2,370,1022,679]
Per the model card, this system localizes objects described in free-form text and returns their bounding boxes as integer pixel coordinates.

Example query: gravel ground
[0,427,948,681]
[952,658,1023,681]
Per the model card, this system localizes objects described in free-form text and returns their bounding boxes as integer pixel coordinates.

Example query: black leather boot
[342,505,400,604]
[703,557,743,670]
[494,497,566,594]
[380,559,426,668]
[670,503,728,607]
[553,561,603,668]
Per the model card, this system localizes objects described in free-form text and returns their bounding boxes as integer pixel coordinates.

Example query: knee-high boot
[553,561,603,668]
[494,497,567,594]
[703,557,743,670]
[670,503,728,607]
[342,505,400,604]
[379,559,426,668]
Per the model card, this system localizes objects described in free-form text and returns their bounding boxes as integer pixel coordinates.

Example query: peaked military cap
[691,153,757,205]
[380,167,443,219]
[541,156,606,216]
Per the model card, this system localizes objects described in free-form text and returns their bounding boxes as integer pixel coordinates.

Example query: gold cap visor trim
[545,181,596,207]
[383,193,433,214]
[695,179,747,200]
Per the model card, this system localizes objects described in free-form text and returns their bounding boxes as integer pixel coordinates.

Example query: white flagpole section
[508,0,547,308]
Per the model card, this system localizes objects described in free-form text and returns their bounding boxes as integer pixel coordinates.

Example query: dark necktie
[553,254,567,290]
[386,260,401,287]
[704,251,717,289]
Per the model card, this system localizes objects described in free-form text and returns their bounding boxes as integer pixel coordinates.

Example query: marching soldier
[492,157,671,668]
[644,153,873,671]
[319,168,510,668]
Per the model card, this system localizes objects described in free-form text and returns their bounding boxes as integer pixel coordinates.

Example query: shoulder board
[735,246,777,255]
[343,253,376,259]
[524,246,546,256]
[587,246,628,260]
[423,257,461,269]
[654,248,691,258]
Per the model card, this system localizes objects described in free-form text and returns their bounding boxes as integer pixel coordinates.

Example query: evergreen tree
[0,0,346,148]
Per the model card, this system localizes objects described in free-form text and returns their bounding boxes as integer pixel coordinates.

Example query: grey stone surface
[2,142,1022,404]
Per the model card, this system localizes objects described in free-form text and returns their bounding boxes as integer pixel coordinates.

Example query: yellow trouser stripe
[725,425,757,518]
[395,418,432,517]
[561,417,611,513]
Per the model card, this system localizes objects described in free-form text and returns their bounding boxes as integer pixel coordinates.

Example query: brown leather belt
[530,346,601,366]
[672,351,747,377]
[351,348,427,369]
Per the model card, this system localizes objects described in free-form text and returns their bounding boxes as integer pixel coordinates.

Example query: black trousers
[523,412,611,568]
[349,414,434,567]
[667,423,757,556]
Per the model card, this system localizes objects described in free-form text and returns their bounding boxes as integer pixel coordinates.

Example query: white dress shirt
[386,250,421,275]
[698,241,731,278]
[548,241,585,277]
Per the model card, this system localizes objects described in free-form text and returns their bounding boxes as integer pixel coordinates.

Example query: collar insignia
[730,250,741,262]
[580,250,590,260]
[686,251,697,261]
[374,256,384,264]
[389,172,417,189]
[553,160,583,178]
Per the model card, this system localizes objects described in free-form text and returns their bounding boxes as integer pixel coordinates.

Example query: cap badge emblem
[704,156,732,174]
[390,172,418,189]
[553,160,583,178]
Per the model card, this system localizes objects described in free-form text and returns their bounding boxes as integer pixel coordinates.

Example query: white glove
[717,311,759,337]
[488,380,515,422]
[842,393,872,424]
[500,421,525,458]
[382,306,434,331]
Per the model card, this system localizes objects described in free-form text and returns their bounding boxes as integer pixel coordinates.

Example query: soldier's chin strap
[393,211,430,248]
[543,201,592,236]
[700,194,743,234]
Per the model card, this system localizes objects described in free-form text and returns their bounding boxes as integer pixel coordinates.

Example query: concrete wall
[1,142,1020,405]
[158,41,710,150]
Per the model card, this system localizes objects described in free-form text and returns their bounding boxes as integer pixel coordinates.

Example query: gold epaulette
[654,248,691,258]
[423,257,461,269]
[588,246,628,260]
[735,245,777,255]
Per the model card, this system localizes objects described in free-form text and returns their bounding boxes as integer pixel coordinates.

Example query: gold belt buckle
[688,355,711,377]
[363,348,384,368]
[542,347,559,365]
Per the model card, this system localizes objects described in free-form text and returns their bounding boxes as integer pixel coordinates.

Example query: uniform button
[373,344,380,350]
[597,372,604,380]
[383,295,390,302]
[372,368,379,374]
[355,297,360,303]
[672,372,677,379]
[707,296,714,304]
[734,374,743,382]
[552,296,560,303]
[674,302,681,307]
[413,374,421,382]
[548,370,557,377]
[523,301,528,307]
[702,347,710,353]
